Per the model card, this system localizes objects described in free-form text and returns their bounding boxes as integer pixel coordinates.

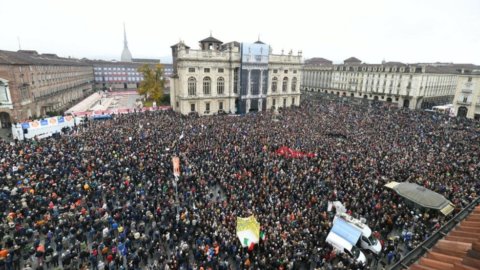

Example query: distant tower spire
[210,30,212,37]
[123,23,128,47]
[121,22,133,62]
[17,36,22,50]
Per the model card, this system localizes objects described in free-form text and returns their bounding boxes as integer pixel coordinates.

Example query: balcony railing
[390,196,480,270]
[456,100,471,105]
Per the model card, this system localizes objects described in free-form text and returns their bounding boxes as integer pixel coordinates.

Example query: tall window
[219,101,223,110]
[271,77,278,92]
[188,77,196,96]
[203,77,211,95]
[291,77,297,92]
[217,77,224,95]
[282,77,288,92]
[233,68,239,93]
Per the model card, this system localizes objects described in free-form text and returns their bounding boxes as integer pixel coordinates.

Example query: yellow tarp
[236,215,260,247]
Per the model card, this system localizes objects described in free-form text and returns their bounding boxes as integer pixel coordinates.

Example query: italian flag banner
[236,216,260,248]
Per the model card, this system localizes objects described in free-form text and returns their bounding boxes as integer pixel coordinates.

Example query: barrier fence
[11,106,172,140]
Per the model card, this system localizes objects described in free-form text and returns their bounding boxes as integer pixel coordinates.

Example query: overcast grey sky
[2,0,480,64]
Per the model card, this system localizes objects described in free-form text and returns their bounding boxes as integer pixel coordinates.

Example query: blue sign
[331,218,362,245]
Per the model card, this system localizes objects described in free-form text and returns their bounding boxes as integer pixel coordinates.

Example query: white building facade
[301,58,473,110]
[452,74,480,120]
[170,36,302,115]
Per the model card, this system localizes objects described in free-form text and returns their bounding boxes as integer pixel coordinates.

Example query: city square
[1,1,480,270]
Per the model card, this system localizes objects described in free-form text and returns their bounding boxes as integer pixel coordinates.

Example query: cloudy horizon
[1,0,479,65]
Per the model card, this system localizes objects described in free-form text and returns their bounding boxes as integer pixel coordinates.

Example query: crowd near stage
[0,96,479,270]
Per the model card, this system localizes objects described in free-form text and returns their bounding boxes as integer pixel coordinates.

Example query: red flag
[248,242,255,251]
[275,146,316,159]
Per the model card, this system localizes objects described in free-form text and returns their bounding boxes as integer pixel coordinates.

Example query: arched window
[217,77,224,95]
[203,77,211,95]
[291,77,297,92]
[188,77,196,96]
[282,77,288,92]
[271,77,278,92]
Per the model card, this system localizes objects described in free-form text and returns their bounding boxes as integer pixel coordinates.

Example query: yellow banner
[236,216,260,237]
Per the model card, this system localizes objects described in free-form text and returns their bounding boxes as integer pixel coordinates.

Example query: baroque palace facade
[302,57,479,110]
[170,36,302,115]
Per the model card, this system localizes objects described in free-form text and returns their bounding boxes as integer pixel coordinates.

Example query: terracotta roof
[409,205,480,270]
[0,49,89,66]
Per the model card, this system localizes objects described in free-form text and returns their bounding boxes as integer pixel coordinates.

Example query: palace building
[302,57,480,110]
[452,72,480,120]
[169,35,302,115]
[0,50,94,127]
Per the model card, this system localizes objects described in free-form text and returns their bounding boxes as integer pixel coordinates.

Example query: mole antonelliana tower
[120,23,132,62]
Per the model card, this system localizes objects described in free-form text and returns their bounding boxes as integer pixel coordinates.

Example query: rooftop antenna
[210,30,212,37]
[17,37,22,50]
[258,34,261,42]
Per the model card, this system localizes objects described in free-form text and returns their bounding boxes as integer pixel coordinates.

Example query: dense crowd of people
[0,95,479,270]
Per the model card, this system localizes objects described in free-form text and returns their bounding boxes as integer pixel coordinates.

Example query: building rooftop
[83,59,144,67]
[170,41,191,49]
[382,61,407,66]
[408,205,480,270]
[305,57,333,65]
[199,36,223,44]
[132,58,160,64]
[0,49,89,66]
[344,57,362,63]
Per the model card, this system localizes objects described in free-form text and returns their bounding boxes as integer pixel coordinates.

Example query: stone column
[229,67,233,96]
[259,69,263,97]
[247,69,251,97]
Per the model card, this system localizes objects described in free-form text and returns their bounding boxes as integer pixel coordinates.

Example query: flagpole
[174,175,179,221]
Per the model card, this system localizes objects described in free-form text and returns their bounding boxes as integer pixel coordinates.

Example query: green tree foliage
[137,64,165,104]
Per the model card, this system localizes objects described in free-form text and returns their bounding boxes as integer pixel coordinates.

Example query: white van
[334,213,382,254]
[326,232,367,264]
